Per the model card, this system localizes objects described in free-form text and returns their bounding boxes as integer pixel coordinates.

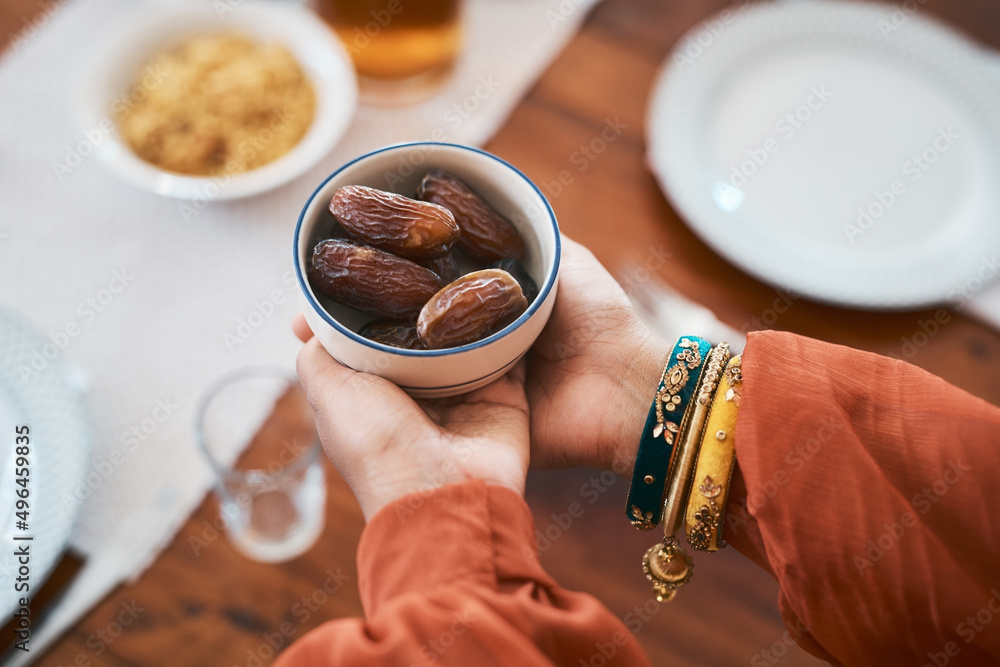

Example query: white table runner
[0,0,599,576]
[3,0,999,592]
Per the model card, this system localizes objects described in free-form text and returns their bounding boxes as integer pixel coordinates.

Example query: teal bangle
[626,336,712,530]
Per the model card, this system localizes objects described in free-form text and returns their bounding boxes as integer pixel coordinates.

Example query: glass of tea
[195,368,326,563]
[314,0,463,104]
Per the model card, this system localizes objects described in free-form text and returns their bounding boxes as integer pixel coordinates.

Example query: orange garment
[276,480,651,666]
[277,331,1000,666]
[728,331,1000,666]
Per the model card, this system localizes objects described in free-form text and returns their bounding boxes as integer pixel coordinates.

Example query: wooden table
[5,1,1000,665]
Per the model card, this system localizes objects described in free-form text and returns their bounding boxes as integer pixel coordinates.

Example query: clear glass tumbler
[195,368,326,563]
[313,0,464,104]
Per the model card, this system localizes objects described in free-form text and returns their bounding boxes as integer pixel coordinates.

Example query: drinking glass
[314,0,464,104]
[196,368,326,563]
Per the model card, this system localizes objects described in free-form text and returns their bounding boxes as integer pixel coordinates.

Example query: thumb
[295,338,433,460]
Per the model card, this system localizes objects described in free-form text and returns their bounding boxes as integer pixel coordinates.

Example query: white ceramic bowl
[77,1,357,200]
[294,143,561,398]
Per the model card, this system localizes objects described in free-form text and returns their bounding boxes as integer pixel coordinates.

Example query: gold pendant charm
[641,537,693,602]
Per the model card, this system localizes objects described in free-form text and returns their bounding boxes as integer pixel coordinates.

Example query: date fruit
[419,250,459,283]
[358,321,425,350]
[330,185,459,260]
[310,239,444,321]
[417,169,525,264]
[417,269,528,349]
[490,257,538,303]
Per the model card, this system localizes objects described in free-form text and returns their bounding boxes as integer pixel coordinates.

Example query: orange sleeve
[275,480,651,666]
[725,330,1000,666]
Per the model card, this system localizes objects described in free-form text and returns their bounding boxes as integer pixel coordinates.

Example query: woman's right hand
[526,236,670,477]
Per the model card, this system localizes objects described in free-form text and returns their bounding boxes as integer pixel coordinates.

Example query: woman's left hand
[293,314,530,521]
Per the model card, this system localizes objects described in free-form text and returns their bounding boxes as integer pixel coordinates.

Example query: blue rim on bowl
[294,142,561,358]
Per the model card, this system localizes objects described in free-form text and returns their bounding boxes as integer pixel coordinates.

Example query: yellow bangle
[642,343,730,602]
[659,343,731,537]
[685,355,742,552]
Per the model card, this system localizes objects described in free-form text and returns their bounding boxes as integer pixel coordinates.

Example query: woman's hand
[526,237,669,477]
[293,316,530,521]
[292,234,667,519]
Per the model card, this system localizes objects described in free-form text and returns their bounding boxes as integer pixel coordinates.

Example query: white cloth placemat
[964,50,1000,332]
[0,0,598,575]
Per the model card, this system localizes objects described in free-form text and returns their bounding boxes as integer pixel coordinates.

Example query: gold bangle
[685,354,742,552]
[642,342,730,602]
[660,342,730,536]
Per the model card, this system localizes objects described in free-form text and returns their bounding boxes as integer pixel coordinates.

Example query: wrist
[603,330,672,478]
[354,446,527,522]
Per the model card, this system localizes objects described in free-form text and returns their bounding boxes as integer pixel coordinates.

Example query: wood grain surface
[3,1,999,665]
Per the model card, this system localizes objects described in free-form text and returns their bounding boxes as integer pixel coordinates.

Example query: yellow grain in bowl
[118,33,316,176]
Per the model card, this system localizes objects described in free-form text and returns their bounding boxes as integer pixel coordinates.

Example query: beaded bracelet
[685,355,742,552]
[625,336,711,531]
[641,343,729,602]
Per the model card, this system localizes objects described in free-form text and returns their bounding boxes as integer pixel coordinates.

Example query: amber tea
[316,0,462,81]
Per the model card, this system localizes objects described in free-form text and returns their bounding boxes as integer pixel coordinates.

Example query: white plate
[647,0,1000,309]
[77,1,357,200]
[0,308,92,619]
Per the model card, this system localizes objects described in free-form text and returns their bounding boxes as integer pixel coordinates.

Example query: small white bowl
[294,143,561,398]
[77,1,357,200]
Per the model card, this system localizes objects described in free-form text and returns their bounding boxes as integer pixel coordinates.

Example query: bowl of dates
[294,142,560,398]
